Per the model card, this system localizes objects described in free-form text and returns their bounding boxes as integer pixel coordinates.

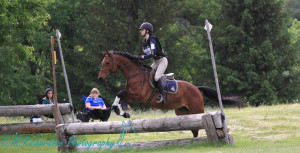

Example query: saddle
[149,69,178,94]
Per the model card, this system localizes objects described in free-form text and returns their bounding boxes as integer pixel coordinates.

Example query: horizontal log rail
[76,137,207,152]
[0,103,72,116]
[58,112,223,136]
[55,111,233,152]
[0,122,56,134]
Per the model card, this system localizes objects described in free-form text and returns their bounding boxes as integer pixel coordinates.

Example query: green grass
[1,103,300,152]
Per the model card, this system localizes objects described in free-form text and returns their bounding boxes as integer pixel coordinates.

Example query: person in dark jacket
[139,22,168,104]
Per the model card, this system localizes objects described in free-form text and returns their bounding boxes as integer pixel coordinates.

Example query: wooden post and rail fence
[0,104,233,152]
[0,23,234,152]
[0,104,72,134]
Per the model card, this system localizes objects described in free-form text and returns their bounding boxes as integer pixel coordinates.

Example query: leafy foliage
[0,0,299,109]
[285,0,300,20]
[213,0,299,105]
[0,0,50,105]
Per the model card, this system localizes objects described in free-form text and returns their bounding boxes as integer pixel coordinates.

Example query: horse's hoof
[122,112,130,118]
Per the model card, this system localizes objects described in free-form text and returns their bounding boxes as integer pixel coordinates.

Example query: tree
[47,0,182,110]
[287,19,300,100]
[285,0,300,20]
[0,0,50,105]
[213,0,299,105]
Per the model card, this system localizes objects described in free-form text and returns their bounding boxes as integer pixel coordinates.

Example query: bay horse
[98,50,243,137]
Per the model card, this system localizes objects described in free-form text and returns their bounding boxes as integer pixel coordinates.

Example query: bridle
[99,53,140,80]
[99,54,115,79]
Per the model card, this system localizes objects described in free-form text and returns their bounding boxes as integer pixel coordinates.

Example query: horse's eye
[105,62,110,65]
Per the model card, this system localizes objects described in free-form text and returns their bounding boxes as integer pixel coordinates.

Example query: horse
[98,50,244,137]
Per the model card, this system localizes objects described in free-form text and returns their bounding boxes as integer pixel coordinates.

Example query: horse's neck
[118,57,143,80]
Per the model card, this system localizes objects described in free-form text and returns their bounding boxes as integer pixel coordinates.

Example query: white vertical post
[55,29,75,122]
[204,19,229,143]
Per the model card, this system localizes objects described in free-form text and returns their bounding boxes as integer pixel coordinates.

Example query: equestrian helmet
[139,22,153,32]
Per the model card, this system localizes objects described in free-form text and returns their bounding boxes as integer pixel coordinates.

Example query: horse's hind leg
[175,107,199,138]
[175,106,190,115]
[176,86,205,137]
[187,102,204,138]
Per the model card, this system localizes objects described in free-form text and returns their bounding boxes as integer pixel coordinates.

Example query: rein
[101,54,145,88]
[101,52,155,105]
[125,66,144,88]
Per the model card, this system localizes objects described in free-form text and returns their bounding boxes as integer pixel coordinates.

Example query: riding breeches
[151,57,168,81]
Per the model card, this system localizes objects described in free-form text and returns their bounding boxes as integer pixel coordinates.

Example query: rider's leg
[155,77,165,103]
[151,59,158,70]
[154,57,168,104]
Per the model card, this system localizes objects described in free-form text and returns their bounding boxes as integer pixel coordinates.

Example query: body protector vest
[142,35,166,60]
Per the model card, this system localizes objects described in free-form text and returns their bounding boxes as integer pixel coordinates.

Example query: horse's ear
[102,51,107,56]
[107,50,113,57]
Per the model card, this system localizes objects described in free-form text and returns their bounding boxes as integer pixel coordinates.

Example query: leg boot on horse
[155,78,165,104]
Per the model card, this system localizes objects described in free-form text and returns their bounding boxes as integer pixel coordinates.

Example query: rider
[139,22,168,104]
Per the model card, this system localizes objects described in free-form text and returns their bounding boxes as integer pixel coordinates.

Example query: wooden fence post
[51,105,64,124]
[56,124,69,152]
[202,114,219,143]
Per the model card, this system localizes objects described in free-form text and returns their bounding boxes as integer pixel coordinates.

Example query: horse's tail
[197,86,244,107]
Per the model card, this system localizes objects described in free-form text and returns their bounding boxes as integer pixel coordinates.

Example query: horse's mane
[112,50,152,69]
[113,51,141,62]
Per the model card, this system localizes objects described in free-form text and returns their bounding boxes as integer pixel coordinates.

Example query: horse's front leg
[112,90,130,118]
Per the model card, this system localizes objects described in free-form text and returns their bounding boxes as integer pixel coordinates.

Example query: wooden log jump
[0,103,73,135]
[59,112,223,136]
[76,137,207,152]
[56,111,232,152]
[0,122,56,134]
[0,103,72,116]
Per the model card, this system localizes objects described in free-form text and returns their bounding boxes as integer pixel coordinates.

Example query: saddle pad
[163,80,178,94]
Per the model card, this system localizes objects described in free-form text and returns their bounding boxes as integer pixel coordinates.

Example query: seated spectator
[85,88,111,122]
[42,88,55,104]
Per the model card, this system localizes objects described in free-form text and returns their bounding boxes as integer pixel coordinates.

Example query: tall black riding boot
[155,78,165,104]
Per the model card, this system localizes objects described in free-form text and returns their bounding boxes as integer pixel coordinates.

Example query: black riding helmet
[139,22,153,32]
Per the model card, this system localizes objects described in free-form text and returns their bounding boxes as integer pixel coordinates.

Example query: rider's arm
[143,38,157,59]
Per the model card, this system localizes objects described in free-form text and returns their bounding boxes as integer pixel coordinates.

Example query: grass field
[1,103,300,153]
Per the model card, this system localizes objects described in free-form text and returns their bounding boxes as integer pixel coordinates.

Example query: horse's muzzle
[98,77,104,82]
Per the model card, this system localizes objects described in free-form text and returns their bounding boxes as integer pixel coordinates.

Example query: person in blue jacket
[139,22,168,104]
[42,88,55,104]
[85,88,110,122]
